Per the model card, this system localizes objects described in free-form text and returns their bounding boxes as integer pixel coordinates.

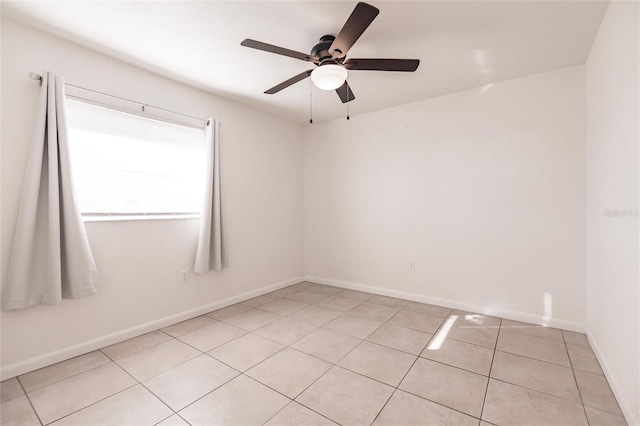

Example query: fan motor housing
[311,35,338,62]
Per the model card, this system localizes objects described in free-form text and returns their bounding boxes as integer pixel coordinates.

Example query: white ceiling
[3,1,608,125]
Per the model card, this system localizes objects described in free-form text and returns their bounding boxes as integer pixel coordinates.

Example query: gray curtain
[2,72,100,310]
[194,118,228,272]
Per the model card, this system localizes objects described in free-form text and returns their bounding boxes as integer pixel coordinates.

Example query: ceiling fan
[241,2,420,104]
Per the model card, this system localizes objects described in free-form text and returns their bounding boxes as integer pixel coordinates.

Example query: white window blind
[65,98,206,217]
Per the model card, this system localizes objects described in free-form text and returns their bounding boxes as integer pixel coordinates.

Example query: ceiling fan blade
[241,39,318,62]
[265,70,313,94]
[335,81,356,103]
[344,58,420,72]
[329,2,379,59]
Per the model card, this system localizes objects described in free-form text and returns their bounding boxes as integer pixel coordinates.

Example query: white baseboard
[586,327,639,426]
[304,275,586,333]
[0,276,304,380]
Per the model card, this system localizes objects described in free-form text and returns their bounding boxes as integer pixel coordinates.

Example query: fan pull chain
[346,75,350,120]
[347,98,350,121]
[309,78,313,124]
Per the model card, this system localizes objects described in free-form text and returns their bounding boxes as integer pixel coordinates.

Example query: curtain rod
[29,72,210,126]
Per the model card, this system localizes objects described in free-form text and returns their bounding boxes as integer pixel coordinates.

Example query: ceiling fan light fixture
[311,65,348,90]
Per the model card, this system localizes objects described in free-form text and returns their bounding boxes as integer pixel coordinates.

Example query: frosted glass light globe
[311,65,348,90]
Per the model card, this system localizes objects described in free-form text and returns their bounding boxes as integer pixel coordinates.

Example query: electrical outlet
[409,261,416,271]
[181,270,189,283]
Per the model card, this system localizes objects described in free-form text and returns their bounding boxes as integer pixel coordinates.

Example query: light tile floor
[1,282,628,426]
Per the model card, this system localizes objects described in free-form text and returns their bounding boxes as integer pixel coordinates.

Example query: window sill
[82,214,200,222]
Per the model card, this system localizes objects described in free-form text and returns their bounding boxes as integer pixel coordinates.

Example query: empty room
[1,1,638,425]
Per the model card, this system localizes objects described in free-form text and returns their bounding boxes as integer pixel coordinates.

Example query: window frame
[65,87,208,222]
[66,86,206,129]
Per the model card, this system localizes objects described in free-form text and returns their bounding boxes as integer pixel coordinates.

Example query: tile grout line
[134,363,191,416]
[366,309,495,424]
[366,388,396,425]
[368,333,436,425]
[260,400,298,426]
[175,412,192,426]
[169,373,247,420]
[171,305,341,420]
[562,329,592,426]
[283,332,370,416]
[390,387,485,422]
[176,326,251,355]
[260,399,336,426]
[153,412,177,426]
[140,363,238,421]
[140,333,251,422]
[282,296,417,425]
[44,382,140,425]
[172,326,301,411]
[499,324,567,344]
[414,325,581,371]
[235,371,329,424]
[417,354,492,378]
[483,324,595,408]
[312,292,473,424]
[15,375,45,426]
[16,351,112,394]
[51,331,227,424]
[18,360,142,425]
[491,347,574,370]
[99,329,173,363]
[478,318,501,423]
[109,338,202,384]
[369,311,448,425]
[487,376,589,406]
[107,354,179,419]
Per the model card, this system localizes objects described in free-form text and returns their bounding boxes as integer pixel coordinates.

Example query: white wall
[0,18,304,376]
[3,13,637,425]
[304,66,586,327]
[585,1,639,424]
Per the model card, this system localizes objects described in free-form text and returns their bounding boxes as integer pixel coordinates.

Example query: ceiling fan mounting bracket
[318,35,336,43]
[310,35,337,61]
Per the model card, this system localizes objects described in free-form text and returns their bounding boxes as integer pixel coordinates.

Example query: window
[65,98,206,219]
